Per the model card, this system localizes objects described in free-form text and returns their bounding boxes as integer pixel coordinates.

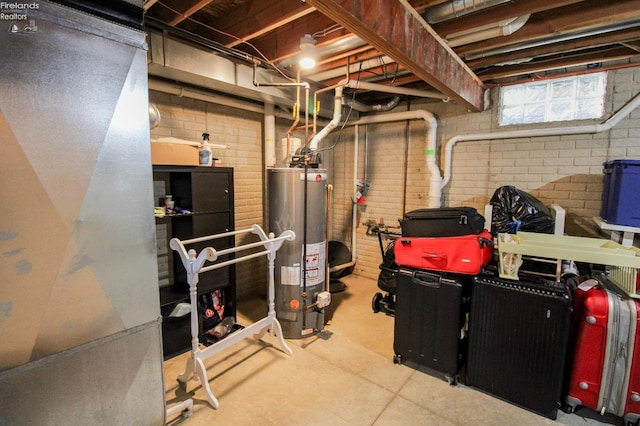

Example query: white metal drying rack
[169,224,295,410]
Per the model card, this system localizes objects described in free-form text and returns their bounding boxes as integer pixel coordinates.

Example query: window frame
[497,72,607,126]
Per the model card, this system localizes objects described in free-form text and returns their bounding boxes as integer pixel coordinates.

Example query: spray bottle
[199,132,213,167]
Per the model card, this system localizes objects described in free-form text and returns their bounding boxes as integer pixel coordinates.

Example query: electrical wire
[312,24,343,38]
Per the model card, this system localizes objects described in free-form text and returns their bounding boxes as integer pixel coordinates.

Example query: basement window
[498,72,606,126]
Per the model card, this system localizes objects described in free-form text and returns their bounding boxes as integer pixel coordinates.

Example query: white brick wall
[149,92,268,300]
[149,67,640,295]
[430,67,640,240]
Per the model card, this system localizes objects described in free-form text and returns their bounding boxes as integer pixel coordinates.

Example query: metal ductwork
[146,30,335,118]
[280,34,367,69]
[423,0,512,24]
[463,19,640,60]
[343,95,401,112]
[446,15,530,48]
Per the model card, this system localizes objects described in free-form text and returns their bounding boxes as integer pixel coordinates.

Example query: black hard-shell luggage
[393,268,471,384]
[400,207,485,237]
[465,275,572,419]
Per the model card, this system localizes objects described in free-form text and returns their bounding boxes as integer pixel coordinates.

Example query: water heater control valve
[316,291,331,309]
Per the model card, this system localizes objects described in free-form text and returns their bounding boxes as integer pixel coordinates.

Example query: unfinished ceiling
[143,0,640,111]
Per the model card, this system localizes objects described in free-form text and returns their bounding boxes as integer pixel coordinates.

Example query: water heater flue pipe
[440,90,640,196]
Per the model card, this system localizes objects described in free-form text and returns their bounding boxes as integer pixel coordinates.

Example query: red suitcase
[393,230,493,275]
[565,277,640,424]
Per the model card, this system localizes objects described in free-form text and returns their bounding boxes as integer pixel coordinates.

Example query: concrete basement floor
[164,274,623,426]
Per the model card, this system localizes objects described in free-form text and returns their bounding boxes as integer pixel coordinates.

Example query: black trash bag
[490,186,555,234]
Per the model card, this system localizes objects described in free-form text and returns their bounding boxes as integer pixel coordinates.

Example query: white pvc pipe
[310,86,343,150]
[348,110,442,208]
[264,103,276,167]
[352,124,359,265]
[440,90,640,201]
[329,109,440,275]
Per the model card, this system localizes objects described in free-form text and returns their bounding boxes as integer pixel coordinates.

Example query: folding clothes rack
[169,224,295,410]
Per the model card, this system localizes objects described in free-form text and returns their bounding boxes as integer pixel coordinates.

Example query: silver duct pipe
[464,19,640,60]
[344,80,449,100]
[279,35,367,69]
[343,95,401,112]
[446,15,530,48]
[424,0,512,24]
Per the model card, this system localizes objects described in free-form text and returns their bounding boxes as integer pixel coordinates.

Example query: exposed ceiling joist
[144,0,640,105]
[221,3,316,49]
[306,0,486,111]
[468,27,640,69]
[456,0,640,56]
[477,46,637,81]
[432,0,583,37]
[167,0,212,26]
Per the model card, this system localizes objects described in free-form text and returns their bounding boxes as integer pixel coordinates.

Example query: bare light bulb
[298,34,317,70]
[299,56,316,69]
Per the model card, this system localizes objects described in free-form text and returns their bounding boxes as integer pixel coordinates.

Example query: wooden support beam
[168,0,213,26]
[306,0,486,111]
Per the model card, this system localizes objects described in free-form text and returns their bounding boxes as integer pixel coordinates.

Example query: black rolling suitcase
[465,275,572,419]
[400,207,485,237]
[393,268,471,384]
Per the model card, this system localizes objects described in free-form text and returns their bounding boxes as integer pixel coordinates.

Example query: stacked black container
[392,204,572,420]
[392,207,487,386]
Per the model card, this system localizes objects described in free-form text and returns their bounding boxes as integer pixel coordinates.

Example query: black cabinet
[153,166,235,359]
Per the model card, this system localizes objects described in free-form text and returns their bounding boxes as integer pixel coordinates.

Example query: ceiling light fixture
[298,34,317,69]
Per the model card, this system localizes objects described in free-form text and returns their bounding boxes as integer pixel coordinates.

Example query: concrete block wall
[149,91,269,300]
[430,67,640,236]
[321,109,437,281]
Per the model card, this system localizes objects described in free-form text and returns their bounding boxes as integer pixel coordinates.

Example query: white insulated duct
[446,15,530,48]
[439,90,640,205]
[424,0,512,24]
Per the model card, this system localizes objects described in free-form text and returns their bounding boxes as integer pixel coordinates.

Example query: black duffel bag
[400,207,485,237]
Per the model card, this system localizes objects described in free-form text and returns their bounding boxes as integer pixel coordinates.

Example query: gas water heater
[268,167,329,338]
